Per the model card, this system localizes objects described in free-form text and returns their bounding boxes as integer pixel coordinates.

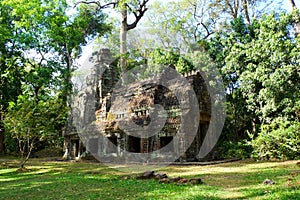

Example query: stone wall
[63,49,211,162]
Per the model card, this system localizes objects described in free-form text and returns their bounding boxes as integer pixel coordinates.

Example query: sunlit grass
[0,158,299,199]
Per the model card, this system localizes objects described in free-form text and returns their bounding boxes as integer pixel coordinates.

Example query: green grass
[0,158,299,200]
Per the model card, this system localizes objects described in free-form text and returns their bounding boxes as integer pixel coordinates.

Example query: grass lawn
[0,157,299,200]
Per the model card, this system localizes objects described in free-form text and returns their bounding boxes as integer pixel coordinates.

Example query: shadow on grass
[0,159,299,200]
[184,163,300,200]
[0,169,224,199]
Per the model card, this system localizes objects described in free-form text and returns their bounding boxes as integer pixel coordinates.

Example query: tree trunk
[120,5,128,83]
[20,145,32,169]
[120,6,127,71]
[63,44,73,104]
[19,139,35,169]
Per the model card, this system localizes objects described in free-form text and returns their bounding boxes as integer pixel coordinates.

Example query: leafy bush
[217,140,252,159]
[249,120,300,160]
[3,133,18,154]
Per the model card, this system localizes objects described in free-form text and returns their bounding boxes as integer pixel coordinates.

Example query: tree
[76,0,149,73]
[4,93,66,168]
[46,1,111,102]
[209,0,283,25]
[205,10,300,158]
[205,16,255,144]
[0,0,111,155]
[0,2,24,154]
[146,48,194,74]
[145,0,217,52]
[143,0,284,54]
[226,12,300,123]
[2,0,110,99]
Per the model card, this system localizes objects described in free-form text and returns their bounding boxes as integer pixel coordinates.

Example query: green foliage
[250,120,300,160]
[206,11,300,160]
[0,0,111,155]
[226,12,300,122]
[117,48,195,81]
[3,134,18,154]
[205,16,255,157]
[3,93,67,159]
[147,48,194,74]
[0,1,24,110]
[1,0,111,103]
[146,0,196,51]
[217,140,252,159]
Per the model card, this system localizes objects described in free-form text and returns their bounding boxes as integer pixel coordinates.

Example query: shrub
[250,120,300,160]
[217,140,252,159]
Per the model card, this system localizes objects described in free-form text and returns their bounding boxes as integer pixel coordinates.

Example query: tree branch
[225,0,237,18]
[242,0,250,24]
[127,0,149,31]
[234,0,239,17]
[74,1,118,9]
[289,0,297,9]
[201,22,214,40]
[255,1,276,19]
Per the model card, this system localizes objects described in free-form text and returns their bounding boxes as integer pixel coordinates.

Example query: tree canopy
[0,0,111,165]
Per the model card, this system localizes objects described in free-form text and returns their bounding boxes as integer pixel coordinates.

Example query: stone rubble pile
[137,170,203,185]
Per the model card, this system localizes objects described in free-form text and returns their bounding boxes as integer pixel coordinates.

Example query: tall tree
[46,1,110,102]
[204,11,300,158]
[0,0,110,155]
[207,12,300,133]
[205,17,255,145]
[75,0,149,73]
[0,2,24,154]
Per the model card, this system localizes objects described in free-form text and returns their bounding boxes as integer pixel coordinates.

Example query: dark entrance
[160,136,173,152]
[107,136,118,153]
[127,135,141,153]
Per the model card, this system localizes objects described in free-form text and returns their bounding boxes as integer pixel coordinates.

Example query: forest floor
[0,157,299,199]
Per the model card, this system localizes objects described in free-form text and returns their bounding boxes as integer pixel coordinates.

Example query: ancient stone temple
[63,49,211,162]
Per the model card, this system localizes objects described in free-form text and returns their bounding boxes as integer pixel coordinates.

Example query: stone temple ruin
[63,49,212,162]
